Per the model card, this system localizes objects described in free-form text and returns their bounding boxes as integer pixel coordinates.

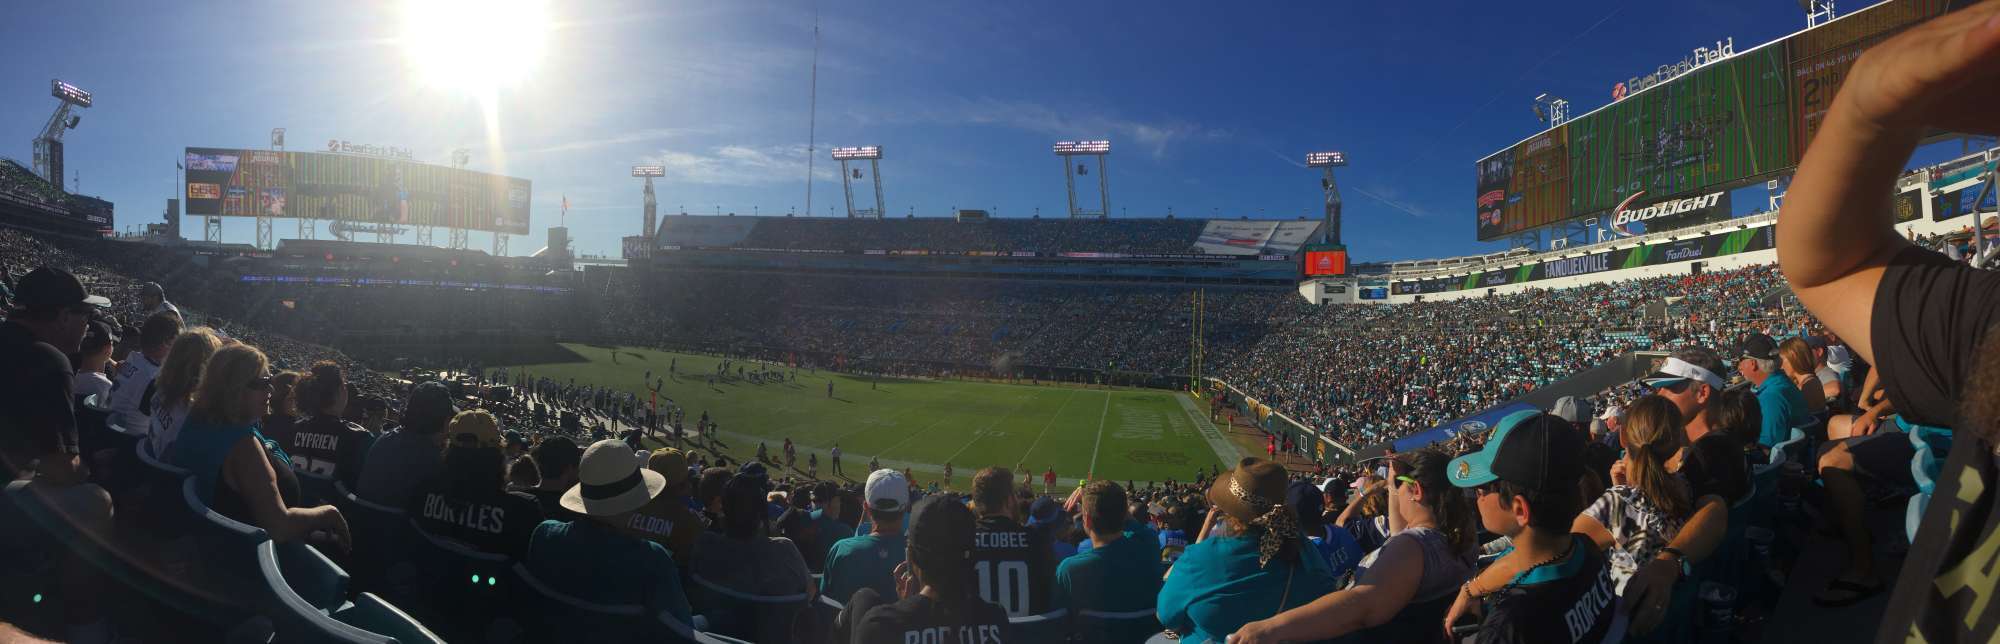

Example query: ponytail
[1623,396,1692,518]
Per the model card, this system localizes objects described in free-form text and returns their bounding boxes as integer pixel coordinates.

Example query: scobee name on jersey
[1610,191,1724,228]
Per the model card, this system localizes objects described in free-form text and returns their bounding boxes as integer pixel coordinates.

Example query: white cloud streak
[892,97,1220,160]
[642,144,837,186]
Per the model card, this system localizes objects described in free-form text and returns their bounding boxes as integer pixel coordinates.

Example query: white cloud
[516,127,705,157]
[643,143,838,186]
[1351,184,1432,219]
[894,97,1218,160]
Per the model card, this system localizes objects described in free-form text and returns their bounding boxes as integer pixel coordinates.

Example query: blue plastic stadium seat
[404,525,521,643]
[684,572,809,643]
[331,592,447,644]
[508,562,696,643]
[1009,608,1071,642]
[275,542,353,614]
[329,481,421,598]
[258,540,391,644]
[181,477,286,613]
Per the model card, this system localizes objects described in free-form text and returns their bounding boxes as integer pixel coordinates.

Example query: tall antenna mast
[805,0,820,218]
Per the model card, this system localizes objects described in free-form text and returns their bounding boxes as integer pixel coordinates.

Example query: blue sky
[0,0,1951,260]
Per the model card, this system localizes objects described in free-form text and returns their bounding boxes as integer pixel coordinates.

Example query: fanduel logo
[1611,191,1725,228]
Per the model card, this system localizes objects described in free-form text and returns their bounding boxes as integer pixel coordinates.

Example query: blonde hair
[154,328,224,412]
[1622,395,1692,519]
[1777,338,1816,379]
[189,344,269,426]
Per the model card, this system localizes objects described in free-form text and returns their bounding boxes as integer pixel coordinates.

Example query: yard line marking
[876,414,955,459]
[1086,390,1112,478]
[941,391,1041,465]
[1015,389,1080,467]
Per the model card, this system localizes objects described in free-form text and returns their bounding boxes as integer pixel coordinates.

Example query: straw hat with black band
[562,439,668,517]
[1206,457,1300,568]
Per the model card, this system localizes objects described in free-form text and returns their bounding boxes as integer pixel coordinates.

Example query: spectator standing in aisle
[524,439,692,624]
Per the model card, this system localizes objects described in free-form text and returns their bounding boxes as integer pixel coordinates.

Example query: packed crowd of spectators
[1215,265,1802,446]
[728,216,1211,255]
[0,160,72,213]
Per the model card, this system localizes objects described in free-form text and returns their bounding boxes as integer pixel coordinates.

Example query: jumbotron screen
[1472,0,1960,241]
[1303,249,1347,277]
[183,147,532,235]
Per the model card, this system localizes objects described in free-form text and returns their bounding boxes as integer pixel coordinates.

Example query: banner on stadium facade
[1195,220,1280,256]
[1933,183,1997,222]
[1606,190,1731,236]
[1264,221,1323,255]
[1395,223,1775,294]
[1894,189,1926,223]
[1392,402,1539,452]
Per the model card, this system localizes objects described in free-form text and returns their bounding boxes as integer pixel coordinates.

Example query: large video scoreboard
[184,147,532,235]
[1474,0,1963,241]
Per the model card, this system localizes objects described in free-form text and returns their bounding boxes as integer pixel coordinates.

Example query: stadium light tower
[1532,94,1570,129]
[830,146,884,218]
[1803,0,1836,27]
[1053,140,1110,219]
[34,80,91,189]
[633,165,664,237]
[1305,151,1346,246]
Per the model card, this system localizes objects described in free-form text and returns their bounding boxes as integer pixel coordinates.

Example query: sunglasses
[1645,378,1693,393]
[247,376,274,390]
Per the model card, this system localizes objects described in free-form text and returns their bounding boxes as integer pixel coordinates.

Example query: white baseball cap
[1598,404,1625,421]
[864,469,909,512]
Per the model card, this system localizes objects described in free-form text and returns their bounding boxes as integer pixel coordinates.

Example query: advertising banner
[1392,402,1539,452]
[1399,224,1776,293]
[1894,188,1926,223]
[1196,220,1280,255]
[1265,221,1323,254]
[1606,190,1732,236]
[183,148,532,235]
[1933,184,1997,222]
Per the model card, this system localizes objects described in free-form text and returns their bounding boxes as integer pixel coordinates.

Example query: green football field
[496,343,1235,490]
